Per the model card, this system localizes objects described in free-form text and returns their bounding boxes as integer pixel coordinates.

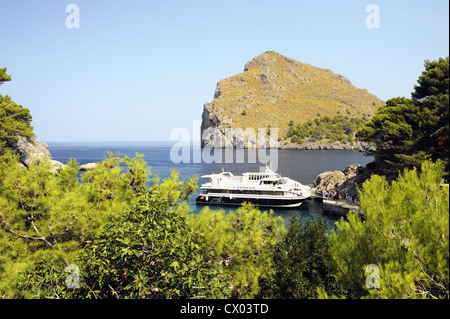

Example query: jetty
[310,194,363,217]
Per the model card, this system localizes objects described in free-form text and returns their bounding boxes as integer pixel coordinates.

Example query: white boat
[195,166,311,208]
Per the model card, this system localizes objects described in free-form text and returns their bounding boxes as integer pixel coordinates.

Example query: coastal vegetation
[0,153,447,299]
[1,58,448,299]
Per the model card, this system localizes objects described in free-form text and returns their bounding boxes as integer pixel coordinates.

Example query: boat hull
[195,194,307,208]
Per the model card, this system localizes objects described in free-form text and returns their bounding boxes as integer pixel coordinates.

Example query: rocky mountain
[201,51,384,148]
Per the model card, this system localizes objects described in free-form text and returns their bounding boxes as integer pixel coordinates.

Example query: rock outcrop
[200,51,385,148]
[12,136,65,171]
[13,136,52,167]
[313,163,372,196]
[9,136,98,173]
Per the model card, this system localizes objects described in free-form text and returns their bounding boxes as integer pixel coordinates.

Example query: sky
[0,0,448,142]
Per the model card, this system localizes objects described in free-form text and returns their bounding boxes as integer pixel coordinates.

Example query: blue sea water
[47,141,374,231]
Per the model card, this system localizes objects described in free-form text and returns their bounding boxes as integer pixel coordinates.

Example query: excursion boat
[195,166,311,208]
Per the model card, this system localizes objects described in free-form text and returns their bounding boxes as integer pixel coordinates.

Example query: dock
[310,195,363,217]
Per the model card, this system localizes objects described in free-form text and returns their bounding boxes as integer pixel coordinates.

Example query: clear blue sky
[0,0,448,142]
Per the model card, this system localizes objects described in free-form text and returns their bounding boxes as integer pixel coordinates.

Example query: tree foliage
[0,68,34,152]
[6,154,279,299]
[2,153,449,299]
[286,115,367,144]
[0,95,34,151]
[0,152,150,298]
[70,172,229,299]
[357,57,449,175]
[328,161,449,299]
[189,204,285,298]
[258,215,342,299]
[0,67,11,86]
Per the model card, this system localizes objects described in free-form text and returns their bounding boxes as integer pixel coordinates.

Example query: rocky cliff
[201,51,384,148]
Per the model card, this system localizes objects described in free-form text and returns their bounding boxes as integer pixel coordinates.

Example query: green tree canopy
[413,57,449,106]
[0,68,34,153]
[258,215,342,299]
[69,172,230,299]
[412,57,449,168]
[326,161,449,299]
[189,204,285,298]
[357,57,449,175]
[0,152,150,298]
[0,95,34,150]
[0,67,11,86]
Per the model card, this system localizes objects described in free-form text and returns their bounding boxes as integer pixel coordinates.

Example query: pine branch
[1,224,54,248]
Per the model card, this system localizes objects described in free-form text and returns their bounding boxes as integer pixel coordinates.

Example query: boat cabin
[244,172,280,181]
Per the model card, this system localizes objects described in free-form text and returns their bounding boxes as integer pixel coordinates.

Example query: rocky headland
[200,51,384,149]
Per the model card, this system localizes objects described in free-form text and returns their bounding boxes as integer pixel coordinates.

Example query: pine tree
[357,57,449,176]
[0,67,11,86]
[328,161,449,299]
[0,153,151,298]
[0,95,34,151]
[258,215,341,299]
[189,203,285,298]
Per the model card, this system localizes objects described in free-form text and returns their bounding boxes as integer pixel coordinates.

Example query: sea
[47,141,374,231]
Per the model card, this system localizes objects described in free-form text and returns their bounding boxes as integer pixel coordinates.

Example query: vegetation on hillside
[285,114,368,144]
[0,152,150,297]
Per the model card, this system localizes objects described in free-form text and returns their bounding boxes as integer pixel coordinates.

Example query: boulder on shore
[313,163,371,197]
[314,170,346,191]
[79,163,97,171]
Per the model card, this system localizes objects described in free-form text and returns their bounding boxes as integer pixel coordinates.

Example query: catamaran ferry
[195,166,311,208]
